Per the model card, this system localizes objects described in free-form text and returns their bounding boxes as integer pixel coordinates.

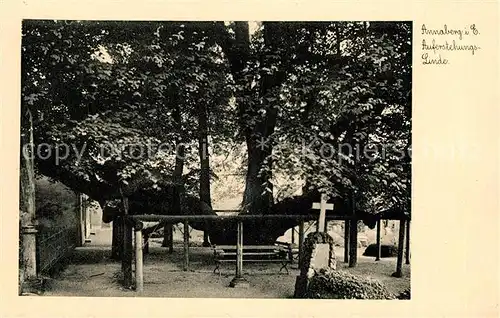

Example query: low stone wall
[34,177,80,275]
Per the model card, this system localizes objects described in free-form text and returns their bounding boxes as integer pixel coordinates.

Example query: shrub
[35,177,77,224]
[397,288,411,300]
[363,243,398,257]
[306,268,395,299]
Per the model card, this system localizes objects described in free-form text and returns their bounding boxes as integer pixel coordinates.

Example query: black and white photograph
[18,20,412,299]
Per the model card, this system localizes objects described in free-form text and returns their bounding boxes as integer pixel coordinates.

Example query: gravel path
[41,228,410,298]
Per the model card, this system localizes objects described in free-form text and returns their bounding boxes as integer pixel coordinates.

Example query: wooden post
[298,220,305,266]
[349,191,358,268]
[83,195,91,242]
[76,193,85,246]
[375,219,382,261]
[121,195,133,287]
[143,233,149,254]
[392,219,406,277]
[349,218,358,268]
[162,223,169,247]
[344,220,350,263]
[122,220,133,287]
[167,223,174,253]
[183,220,189,271]
[111,217,124,260]
[291,226,295,245]
[236,221,243,278]
[134,222,144,293]
[405,220,410,264]
[229,220,249,287]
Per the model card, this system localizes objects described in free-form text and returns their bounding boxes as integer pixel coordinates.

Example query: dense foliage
[307,268,395,299]
[21,21,412,243]
[363,243,399,258]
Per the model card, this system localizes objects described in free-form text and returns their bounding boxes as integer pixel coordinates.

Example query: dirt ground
[41,228,410,298]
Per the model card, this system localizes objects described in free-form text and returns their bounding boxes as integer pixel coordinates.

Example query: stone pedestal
[20,224,40,295]
[294,232,336,298]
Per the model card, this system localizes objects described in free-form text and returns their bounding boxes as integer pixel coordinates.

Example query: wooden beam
[128,214,360,222]
[375,220,381,261]
[134,222,144,293]
[183,220,189,271]
[392,219,406,277]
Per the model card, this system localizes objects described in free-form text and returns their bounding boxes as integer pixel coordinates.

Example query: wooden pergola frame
[120,213,410,293]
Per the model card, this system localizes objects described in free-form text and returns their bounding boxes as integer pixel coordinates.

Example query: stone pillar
[19,223,39,294]
[294,232,336,298]
[19,111,40,294]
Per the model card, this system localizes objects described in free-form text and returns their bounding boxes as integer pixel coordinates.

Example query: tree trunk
[163,105,185,247]
[343,220,350,263]
[161,144,184,247]
[198,104,212,247]
[218,22,283,219]
[19,109,38,293]
[242,137,274,214]
[111,217,124,260]
[392,219,406,277]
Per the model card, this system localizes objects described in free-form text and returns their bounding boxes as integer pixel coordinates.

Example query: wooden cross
[312,194,334,233]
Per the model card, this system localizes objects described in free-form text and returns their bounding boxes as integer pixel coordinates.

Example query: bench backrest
[214,245,284,250]
[213,243,293,261]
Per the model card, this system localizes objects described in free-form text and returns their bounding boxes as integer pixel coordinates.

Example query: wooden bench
[212,243,293,274]
[275,241,299,262]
